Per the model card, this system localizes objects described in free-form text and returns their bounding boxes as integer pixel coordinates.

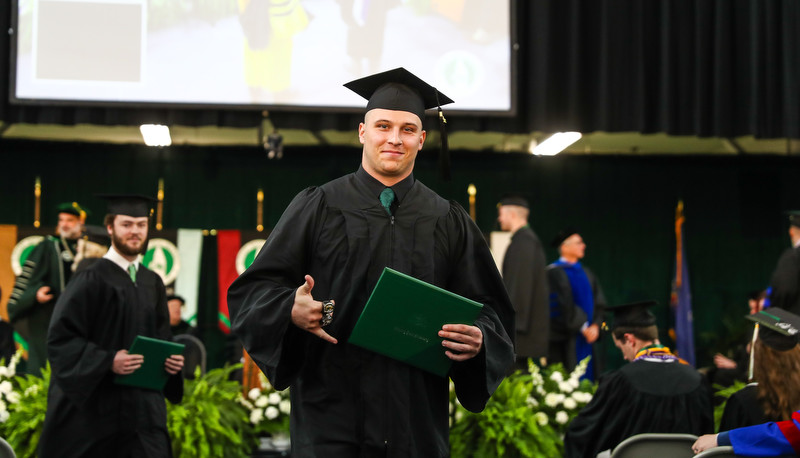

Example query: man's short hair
[612,325,658,342]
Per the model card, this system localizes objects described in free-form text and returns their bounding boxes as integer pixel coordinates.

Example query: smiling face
[359,108,426,186]
[108,215,149,259]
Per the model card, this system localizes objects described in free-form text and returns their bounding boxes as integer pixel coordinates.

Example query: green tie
[128,264,137,283]
[380,187,395,215]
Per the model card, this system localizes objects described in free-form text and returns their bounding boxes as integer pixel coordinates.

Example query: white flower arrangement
[240,374,291,435]
[526,356,596,435]
[0,351,22,424]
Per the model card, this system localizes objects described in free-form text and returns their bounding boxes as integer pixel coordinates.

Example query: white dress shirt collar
[103,246,141,273]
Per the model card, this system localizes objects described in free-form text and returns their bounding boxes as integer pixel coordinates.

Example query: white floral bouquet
[0,350,22,423]
[526,357,595,436]
[239,374,291,437]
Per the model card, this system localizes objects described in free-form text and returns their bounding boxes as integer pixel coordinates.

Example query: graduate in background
[7,201,87,375]
[718,308,800,432]
[693,309,800,456]
[564,301,713,458]
[228,68,514,457]
[39,195,183,458]
[497,195,549,370]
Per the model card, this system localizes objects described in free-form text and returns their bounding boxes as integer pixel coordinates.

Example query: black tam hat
[551,227,579,248]
[746,308,800,351]
[99,194,155,218]
[345,67,454,180]
[787,211,800,229]
[606,301,658,330]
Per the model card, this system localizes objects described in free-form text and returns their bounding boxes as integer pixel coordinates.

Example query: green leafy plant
[0,351,48,458]
[167,364,260,458]
[449,357,596,457]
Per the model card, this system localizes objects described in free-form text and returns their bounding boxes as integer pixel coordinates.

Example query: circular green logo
[236,239,266,275]
[142,238,180,286]
[11,236,45,276]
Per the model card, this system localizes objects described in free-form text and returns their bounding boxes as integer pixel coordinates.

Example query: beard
[111,231,146,257]
[58,225,82,240]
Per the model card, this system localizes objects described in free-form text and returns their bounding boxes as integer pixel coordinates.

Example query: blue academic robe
[719,410,800,457]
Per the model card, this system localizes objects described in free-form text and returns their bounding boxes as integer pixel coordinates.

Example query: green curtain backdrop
[2,139,798,370]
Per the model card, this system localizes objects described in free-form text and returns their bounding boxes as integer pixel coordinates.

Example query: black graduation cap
[746,308,800,351]
[551,227,579,248]
[56,201,89,220]
[786,210,800,228]
[99,194,155,218]
[605,301,658,330]
[497,194,530,209]
[82,225,110,246]
[344,67,454,180]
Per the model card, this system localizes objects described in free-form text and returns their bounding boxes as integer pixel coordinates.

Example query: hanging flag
[217,230,241,334]
[670,200,696,366]
[175,229,203,325]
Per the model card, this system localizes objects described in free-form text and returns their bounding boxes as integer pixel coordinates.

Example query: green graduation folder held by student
[348,267,484,377]
[114,335,185,391]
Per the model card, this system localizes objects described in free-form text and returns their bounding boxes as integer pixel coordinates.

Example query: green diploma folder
[114,335,185,391]
[348,267,484,377]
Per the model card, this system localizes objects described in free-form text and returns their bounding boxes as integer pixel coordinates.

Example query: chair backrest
[0,437,16,458]
[694,445,798,458]
[610,433,698,458]
[173,334,207,379]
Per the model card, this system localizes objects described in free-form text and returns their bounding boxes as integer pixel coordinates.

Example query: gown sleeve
[7,241,51,322]
[722,410,800,456]
[563,371,629,458]
[227,187,326,389]
[443,202,515,413]
[46,269,117,406]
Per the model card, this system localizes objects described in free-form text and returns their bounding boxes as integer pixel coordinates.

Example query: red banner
[216,230,241,334]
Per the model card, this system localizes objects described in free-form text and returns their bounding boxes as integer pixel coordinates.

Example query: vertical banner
[176,229,203,325]
[217,230,241,334]
[0,225,19,320]
[670,201,696,366]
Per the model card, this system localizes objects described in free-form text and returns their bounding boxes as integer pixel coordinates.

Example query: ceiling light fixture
[140,124,171,147]
[531,132,581,156]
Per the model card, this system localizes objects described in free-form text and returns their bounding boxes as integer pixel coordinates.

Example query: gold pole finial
[256,188,264,232]
[34,177,42,228]
[467,184,477,222]
[156,178,165,230]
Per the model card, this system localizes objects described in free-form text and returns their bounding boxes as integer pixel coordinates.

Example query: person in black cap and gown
[497,195,548,370]
[693,308,800,456]
[717,307,800,432]
[227,67,515,457]
[39,195,184,458]
[547,228,606,380]
[764,211,800,314]
[564,301,713,458]
[7,201,87,375]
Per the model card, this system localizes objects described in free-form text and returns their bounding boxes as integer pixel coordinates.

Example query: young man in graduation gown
[564,301,713,458]
[497,195,549,369]
[546,228,606,380]
[39,195,184,458]
[227,68,515,458]
[7,202,87,375]
[765,211,800,314]
[693,309,800,456]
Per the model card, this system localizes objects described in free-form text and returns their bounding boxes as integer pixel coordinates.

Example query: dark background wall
[3,138,798,370]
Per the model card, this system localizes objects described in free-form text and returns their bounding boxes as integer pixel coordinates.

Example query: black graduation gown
[39,259,182,458]
[719,384,775,431]
[7,236,75,375]
[768,246,800,314]
[546,264,607,374]
[564,359,714,458]
[502,226,549,360]
[227,168,515,458]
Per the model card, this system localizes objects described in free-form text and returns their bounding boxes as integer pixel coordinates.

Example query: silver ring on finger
[320,300,334,327]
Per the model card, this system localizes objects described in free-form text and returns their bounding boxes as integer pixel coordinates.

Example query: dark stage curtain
[1,1,799,138]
